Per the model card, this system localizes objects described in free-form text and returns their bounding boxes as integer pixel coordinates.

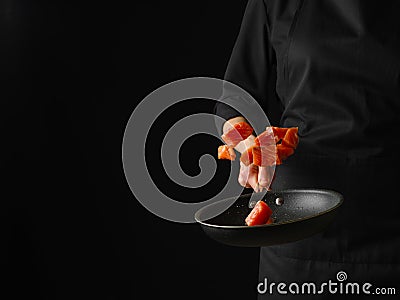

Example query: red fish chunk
[271,126,288,141]
[240,146,254,166]
[254,127,276,147]
[281,127,299,149]
[276,144,295,165]
[245,200,273,226]
[218,145,236,161]
[252,145,276,167]
[221,122,253,147]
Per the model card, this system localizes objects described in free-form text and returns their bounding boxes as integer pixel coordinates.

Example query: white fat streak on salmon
[221,122,253,148]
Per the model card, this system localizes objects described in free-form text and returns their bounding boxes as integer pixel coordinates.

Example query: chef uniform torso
[214,0,400,298]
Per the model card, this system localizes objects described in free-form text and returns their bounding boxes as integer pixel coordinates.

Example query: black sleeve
[214,0,279,132]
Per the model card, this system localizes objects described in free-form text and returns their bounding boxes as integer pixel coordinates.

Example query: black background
[2,1,262,299]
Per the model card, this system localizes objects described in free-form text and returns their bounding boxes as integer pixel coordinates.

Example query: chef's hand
[223,117,272,192]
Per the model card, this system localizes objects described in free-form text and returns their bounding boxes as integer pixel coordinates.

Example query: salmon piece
[281,127,299,148]
[240,146,254,166]
[271,126,288,141]
[245,200,273,226]
[252,145,276,167]
[276,144,295,165]
[233,122,253,139]
[254,127,276,147]
[221,122,253,147]
[218,124,299,185]
[218,145,236,161]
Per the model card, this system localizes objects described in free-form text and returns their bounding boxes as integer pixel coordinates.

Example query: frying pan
[195,189,343,247]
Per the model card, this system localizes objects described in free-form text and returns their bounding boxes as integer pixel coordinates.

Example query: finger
[238,162,250,187]
[258,166,271,191]
[247,164,259,192]
[238,162,259,191]
[227,147,236,160]
[259,166,275,191]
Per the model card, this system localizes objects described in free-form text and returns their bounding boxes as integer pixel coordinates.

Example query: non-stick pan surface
[195,189,343,247]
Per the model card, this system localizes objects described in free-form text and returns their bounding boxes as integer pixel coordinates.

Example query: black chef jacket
[215,0,400,299]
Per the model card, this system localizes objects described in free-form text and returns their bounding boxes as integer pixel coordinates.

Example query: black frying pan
[195,189,343,247]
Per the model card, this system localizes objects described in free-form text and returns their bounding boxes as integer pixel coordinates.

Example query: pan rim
[194,188,344,229]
